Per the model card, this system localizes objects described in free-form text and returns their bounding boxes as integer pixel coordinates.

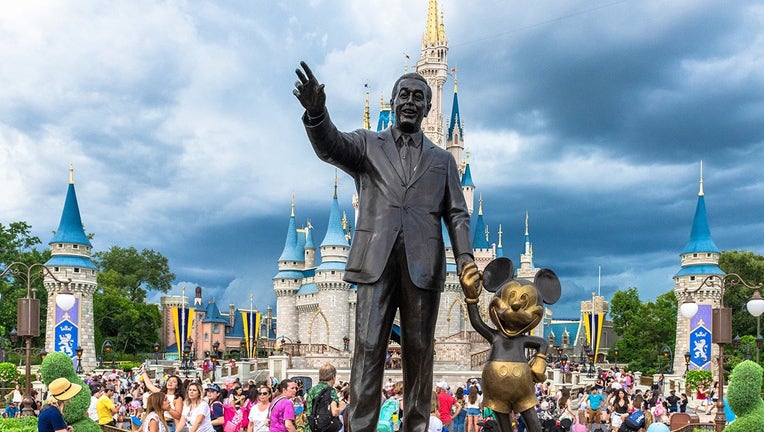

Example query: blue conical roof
[473,214,489,249]
[461,163,475,188]
[305,224,315,249]
[321,190,349,247]
[278,209,303,262]
[49,182,92,247]
[682,194,720,254]
[448,89,463,141]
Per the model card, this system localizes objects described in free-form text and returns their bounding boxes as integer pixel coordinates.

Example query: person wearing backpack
[305,364,344,432]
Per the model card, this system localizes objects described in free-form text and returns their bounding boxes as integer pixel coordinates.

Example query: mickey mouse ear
[482,257,515,293]
[535,268,561,304]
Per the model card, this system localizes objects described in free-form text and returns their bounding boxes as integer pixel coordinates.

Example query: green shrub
[38,352,101,432]
[725,360,764,432]
[0,415,37,432]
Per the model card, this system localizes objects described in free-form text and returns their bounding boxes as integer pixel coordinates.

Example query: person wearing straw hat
[37,377,82,432]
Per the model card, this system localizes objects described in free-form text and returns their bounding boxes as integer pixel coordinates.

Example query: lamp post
[732,335,753,360]
[0,261,73,416]
[613,347,620,368]
[661,345,674,374]
[556,345,563,363]
[182,342,191,377]
[240,339,247,361]
[75,346,84,374]
[684,352,691,377]
[679,273,764,432]
[210,348,218,383]
[100,340,112,368]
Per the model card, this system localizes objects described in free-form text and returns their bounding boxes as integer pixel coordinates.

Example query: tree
[92,246,172,354]
[610,287,678,374]
[719,250,764,340]
[93,246,175,302]
[0,222,50,345]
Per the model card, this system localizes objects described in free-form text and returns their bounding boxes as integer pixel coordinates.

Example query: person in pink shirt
[269,380,298,432]
[435,382,456,432]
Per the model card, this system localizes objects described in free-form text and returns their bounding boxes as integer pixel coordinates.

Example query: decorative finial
[307,219,313,230]
[341,211,348,230]
[69,164,74,184]
[465,149,470,163]
[484,223,489,242]
[291,193,295,217]
[334,170,339,198]
[363,83,371,130]
[478,194,483,216]
[699,160,704,196]
[497,224,503,248]
[404,52,410,73]
[451,67,458,93]
[525,212,529,236]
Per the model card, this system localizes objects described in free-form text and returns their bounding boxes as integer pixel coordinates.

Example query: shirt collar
[391,127,423,148]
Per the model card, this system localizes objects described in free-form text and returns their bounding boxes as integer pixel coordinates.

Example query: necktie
[399,134,415,182]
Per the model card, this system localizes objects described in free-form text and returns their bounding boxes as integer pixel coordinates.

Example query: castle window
[562,333,570,346]
[707,253,711,257]
[690,276,696,281]
[54,267,60,272]
[73,268,80,273]
[213,324,220,334]
[58,244,63,248]
[693,253,698,258]
[73,244,79,249]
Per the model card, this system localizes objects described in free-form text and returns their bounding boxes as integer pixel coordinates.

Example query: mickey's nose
[511,300,523,311]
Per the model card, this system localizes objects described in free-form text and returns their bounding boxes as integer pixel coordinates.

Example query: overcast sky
[1,0,763,318]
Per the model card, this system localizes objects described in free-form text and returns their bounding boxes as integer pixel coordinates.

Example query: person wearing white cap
[37,377,83,432]
[435,382,456,432]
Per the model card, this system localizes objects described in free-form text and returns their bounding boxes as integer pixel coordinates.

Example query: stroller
[541,418,572,432]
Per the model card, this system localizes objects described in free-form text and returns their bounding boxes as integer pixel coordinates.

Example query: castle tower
[496,224,504,258]
[461,151,475,215]
[44,167,99,371]
[517,212,539,280]
[472,195,492,269]
[314,179,352,348]
[673,164,723,375]
[274,197,304,341]
[446,77,464,170]
[416,0,448,145]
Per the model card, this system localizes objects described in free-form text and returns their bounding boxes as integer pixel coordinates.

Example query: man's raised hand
[294,61,326,116]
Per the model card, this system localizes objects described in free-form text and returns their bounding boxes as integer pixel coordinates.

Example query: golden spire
[363,89,371,130]
[699,160,704,196]
[291,193,295,217]
[498,224,503,248]
[341,211,348,230]
[424,0,442,45]
[69,164,74,184]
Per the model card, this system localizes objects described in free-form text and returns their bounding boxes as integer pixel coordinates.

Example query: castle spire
[472,194,489,249]
[49,167,91,247]
[699,160,704,196]
[424,0,444,45]
[363,88,371,130]
[417,0,448,145]
[278,199,302,263]
[682,162,719,254]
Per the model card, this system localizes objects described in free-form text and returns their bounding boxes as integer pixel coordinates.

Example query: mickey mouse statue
[460,257,561,432]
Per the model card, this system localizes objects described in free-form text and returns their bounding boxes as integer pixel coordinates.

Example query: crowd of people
[6,361,724,432]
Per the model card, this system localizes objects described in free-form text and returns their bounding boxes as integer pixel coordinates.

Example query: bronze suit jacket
[303,110,473,291]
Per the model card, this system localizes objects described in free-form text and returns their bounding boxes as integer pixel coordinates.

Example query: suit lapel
[408,138,436,186]
[378,129,407,184]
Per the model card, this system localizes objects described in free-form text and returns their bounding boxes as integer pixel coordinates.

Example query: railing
[470,349,489,368]
[101,425,129,432]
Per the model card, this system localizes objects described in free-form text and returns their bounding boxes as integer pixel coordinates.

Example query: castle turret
[274,198,304,340]
[446,77,464,170]
[673,163,723,374]
[416,0,448,145]
[44,167,98,371]
[461,151,475,215]
[517,212,539,280]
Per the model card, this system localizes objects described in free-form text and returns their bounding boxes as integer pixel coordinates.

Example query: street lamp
[210,349,218,383]
[100,340,112,368]
[75,346,84,374]
[613,347,620,368]
[684,352,691,377]
[296,339,301,356]
[240,339,247,361]
[679,273,764,432]
[661,345,674,374]
[0,261,72,416]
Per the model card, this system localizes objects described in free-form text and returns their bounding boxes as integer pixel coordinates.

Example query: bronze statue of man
[294,61,480,432]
